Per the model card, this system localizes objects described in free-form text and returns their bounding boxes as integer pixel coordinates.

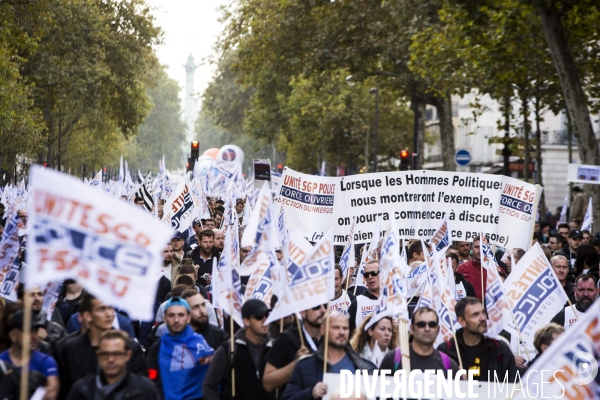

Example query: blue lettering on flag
[512,269,559,331]
[279,187,334,206]
[500,194,532,215]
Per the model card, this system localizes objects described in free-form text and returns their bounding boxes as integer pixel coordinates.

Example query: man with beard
[181,290,228,350]
[348,261,381,334]
[437,297,517,382]
[329,265,355,316]
[380,307,458,373]
[282,312,375,400]
[190,229,215,286]
[203,300,275,400]
[263,304,326,394]
[455,241,472,265]
[148,297,214,400]
[170,232,186,275]
[551,274,598,330]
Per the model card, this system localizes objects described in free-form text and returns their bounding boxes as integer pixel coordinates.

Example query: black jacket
[195,322,230,351]
[66,371,157,400]
[437,328,518,382]
[455,273,477,298]
[551,303,586,326]
[202,328,275,400]
[189,247,215,286]
[55,332,147,399]
[562,280,576,306]
[281,343,376,400]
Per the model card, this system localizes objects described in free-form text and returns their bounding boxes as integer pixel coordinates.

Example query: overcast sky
[147,0,228,110]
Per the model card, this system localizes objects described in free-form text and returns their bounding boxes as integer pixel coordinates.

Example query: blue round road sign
[455,149,471,166]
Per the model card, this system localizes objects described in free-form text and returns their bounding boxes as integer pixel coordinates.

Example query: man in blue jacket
[147,297,214,400]
[282,312,375,400]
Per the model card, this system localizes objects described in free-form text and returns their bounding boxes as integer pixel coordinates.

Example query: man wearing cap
[566,230,583,270]
[0,311,60,400]
[203,299,276,400]
[184,219,204,253]
[171,232,186,275]
[148,297,215,400]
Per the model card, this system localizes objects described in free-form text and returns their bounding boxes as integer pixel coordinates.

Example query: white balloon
[218,144,245,165]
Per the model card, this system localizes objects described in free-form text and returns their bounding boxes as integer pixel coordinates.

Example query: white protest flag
[0,213,21,301]
[118,156,124,183]
[41,281,62,322]
[480,234,512,339]
[406,261,428,298]
[513,299,600,400]
[504,243,569,345]
[429,215,453,252]
[415,280,433,310]
[212,220,244,327]
[365,218,408,330]
[26,166,172,320]
[582,197,593,232]
[265,229,335,324]
[241,181,271,250]
[422,243,459,345]
[243,196,280,305]
[338,218,356,282]
[276,206,288,248]
[371,341,385,368]
[354,215,382,291]
[557,194,568,228]
[162,178,195,233]
[89,170,102,187]
[191,178,211,220]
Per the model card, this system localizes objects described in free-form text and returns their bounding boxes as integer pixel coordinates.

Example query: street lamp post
[370,87,379,172]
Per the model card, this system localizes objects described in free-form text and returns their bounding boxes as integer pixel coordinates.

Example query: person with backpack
[202,299,276,400]
[380,307,458,373]
[437,297,517,382]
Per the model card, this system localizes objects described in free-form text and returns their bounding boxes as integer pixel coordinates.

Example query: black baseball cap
[569,230,583,239]
[8,311,45,332]
[172,231,185,240]
[242,299,270,319]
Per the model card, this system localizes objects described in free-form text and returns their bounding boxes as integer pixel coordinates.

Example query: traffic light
[399,149,411,171]
[186,157,193,172]
[191,141,199,159]
[42,162,48,168]
[277,163,283,172]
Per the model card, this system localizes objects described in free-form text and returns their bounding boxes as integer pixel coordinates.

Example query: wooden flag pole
[322,305,331,374]
[398,319,411,372]
[295,316,305,347]
[229,296,236,397]
[567,297,580,320]
[508,311,532,362]
[19,290,32,400]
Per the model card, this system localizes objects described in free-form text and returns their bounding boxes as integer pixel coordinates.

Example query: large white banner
[27,167,172,320]
[162,179,195,233]
[332,171,539,248]
[275,167,337,242]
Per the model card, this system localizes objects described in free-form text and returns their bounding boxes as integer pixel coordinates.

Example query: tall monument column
[183,54,198,143]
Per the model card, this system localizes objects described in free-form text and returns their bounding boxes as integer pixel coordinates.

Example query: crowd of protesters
[0,186,597,400]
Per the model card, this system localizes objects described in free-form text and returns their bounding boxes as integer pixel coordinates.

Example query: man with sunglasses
[203,299,276,400]
[348,260,381,334]
[380,307,459,373]
[437,297,517,382]
[148,297,214,400]
[263,303,326,395]
[67,330,157,400]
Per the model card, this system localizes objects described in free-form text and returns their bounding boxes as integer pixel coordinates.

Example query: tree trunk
[411,97,426,170]
[433,95,456,172]
[535,3,600,226]
[534,96,547,222]
[520,89,530,182]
